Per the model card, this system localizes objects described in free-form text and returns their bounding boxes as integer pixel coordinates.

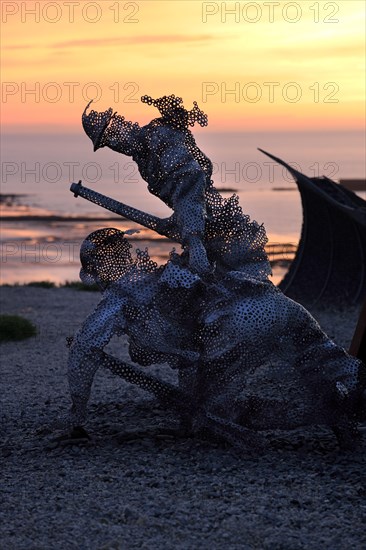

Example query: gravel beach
[1,286,365,550]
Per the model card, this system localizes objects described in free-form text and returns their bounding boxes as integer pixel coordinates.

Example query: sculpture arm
[157,140,211,274]
[70,181,182,242]
[68,292,127,426]
[162,145,207,240]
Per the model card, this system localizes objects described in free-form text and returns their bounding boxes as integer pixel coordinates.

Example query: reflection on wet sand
[1,224,295,286]
[1,195,296,286]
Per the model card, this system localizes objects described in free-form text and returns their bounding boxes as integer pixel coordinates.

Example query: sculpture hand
[186,235,212,275]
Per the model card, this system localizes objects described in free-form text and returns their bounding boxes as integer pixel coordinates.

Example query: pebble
[1,288,365,549]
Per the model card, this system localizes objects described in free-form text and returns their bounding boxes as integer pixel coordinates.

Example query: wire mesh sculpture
[67,95,366,450]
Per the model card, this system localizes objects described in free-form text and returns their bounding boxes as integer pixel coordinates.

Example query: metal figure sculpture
[259,149,366,306]
[66,95,366,450]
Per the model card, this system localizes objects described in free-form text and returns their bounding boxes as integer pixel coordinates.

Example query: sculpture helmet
[80,228,133,289]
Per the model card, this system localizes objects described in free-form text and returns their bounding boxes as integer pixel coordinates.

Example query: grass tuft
[0,281,100,291]
[26,281,56,288]
[63,281,99,291]
[0,314,37,342]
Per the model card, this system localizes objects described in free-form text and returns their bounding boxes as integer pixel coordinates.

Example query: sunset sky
[2,0,365,132]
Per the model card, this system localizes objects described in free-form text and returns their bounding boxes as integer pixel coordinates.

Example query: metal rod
[70,180,181,242]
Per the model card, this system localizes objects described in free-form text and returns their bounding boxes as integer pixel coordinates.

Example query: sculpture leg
[201,411,265,451]
[286,298,366,446]
[177,363,202,434]
[332,420,361,450]
[98,350,190,413]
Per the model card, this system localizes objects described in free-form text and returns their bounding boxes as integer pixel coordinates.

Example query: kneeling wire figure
[82,94,212,275]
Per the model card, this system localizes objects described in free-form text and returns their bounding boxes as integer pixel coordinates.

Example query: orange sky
[1,0,365,131]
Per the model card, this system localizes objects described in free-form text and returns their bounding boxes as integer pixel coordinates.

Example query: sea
[1,130,365,285]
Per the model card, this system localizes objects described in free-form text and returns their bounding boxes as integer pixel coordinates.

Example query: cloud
[3,34,215,53]
[2,44,34,50]
[275,42,364,59]
[52,34,215,49]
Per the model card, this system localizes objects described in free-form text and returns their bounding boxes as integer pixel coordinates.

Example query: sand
[1,286,365,550]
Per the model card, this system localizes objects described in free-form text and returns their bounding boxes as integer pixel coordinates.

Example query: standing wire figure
[82,94,213,275]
